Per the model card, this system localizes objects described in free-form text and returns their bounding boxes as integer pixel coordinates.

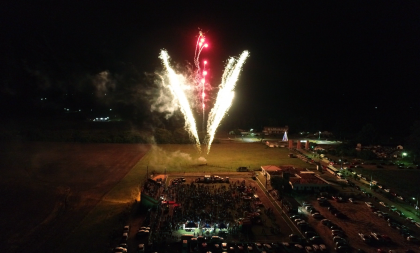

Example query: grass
[146,142,314,173]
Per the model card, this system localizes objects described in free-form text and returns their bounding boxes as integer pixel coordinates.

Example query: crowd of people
[148,178,263,243]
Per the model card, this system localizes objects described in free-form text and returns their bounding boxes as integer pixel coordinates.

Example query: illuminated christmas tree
[282,131,288,141]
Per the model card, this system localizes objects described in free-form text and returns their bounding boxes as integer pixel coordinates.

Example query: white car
[407,236,419,242]
[365,202,374,208]
[406,217,416,223]
[312,244,320,252]
[415,222,420,228]
[114,247,127,253]
[379,202,388,207]
[305,246,314,253]
[384,188,390,193]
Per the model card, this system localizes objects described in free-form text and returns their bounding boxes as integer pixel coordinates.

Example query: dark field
[0,142,150,252]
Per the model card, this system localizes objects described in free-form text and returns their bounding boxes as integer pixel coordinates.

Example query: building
[261,165,329,191]
[263,126,289,135]
[261,165,282,180]
[289,173,330,191]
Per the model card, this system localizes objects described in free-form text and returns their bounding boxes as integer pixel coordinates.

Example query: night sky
[1,1,420,136]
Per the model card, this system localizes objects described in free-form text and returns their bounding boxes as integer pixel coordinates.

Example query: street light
[318,131,321,140]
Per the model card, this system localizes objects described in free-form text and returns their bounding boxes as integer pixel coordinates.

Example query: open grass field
[144,142,315,173]
[0,142,150,253]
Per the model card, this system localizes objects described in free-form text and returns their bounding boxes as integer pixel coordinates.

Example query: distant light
[79,109,81,112]
[41,98,43,100]
[402,152,407,156]
[105,93,106,96]
[45,98,47,100]
[204,44,208,48]
[67,109,69,111]
[375,107,377,109]
[204,61,207,64]
[110,109,112,111]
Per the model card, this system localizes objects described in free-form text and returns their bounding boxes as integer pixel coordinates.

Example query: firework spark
[159,50,201,151]
[205,50,249,153]
[194,32,208,133]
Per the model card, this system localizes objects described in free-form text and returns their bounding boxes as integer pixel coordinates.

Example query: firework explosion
[158,32,249,154]
[159,50,201,151]
[205,50,249,153]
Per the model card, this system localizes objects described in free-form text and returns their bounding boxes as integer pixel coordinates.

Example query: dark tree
[406,121,420,162]
[356,124,378,145]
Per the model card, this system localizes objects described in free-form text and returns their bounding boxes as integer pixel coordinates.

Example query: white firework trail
[205,50,249,153]
[159,50,201,151]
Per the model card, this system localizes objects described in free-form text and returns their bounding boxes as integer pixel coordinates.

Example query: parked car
[321,219,331,226]
[365,202,374,208]
[406,236,419,242]
[379,202,388,207]
[312,213,324,219]
[333,236,346,243]
[319,244,327,252]
[371,232,384,242]
[332,230,344,236]
[114,247,127,253]
[358,233,371,243]
[305,246,314,253]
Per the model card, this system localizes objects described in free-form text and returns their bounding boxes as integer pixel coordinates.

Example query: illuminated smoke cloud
[150,75,179,119]
[149,146,193,169]
[197,156,207,164]
[92,71,115,97]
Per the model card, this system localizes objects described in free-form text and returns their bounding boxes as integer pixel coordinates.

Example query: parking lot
[296,173,420,253]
